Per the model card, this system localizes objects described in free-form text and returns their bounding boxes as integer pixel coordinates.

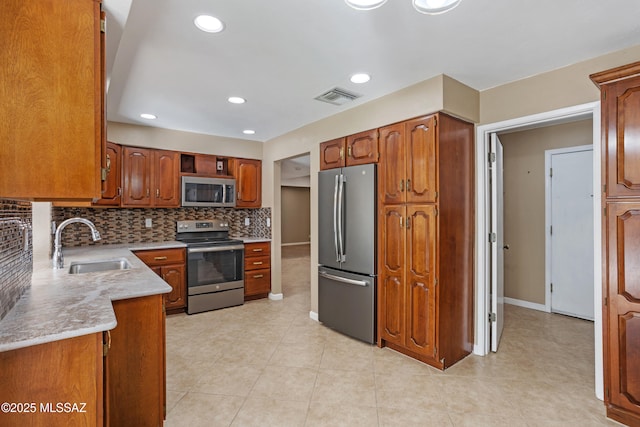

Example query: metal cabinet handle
[252,248,263,252]
[106,154,111,173]
[146,188,150,197]
[253,274,264,279]
[347,145,352,158]
[253,261,263,265]
[400,216,403,228]
[339,147,344,160]
[154,256,168,261]
[407,179,411,192]
[407,217,411,229]
[156,189,160,198]
[400,180,404,192]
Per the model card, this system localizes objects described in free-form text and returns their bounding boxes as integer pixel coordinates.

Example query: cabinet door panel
[320,138,345,170]
[379,123,405,205]
[161,265,185,310]
[122,147,152,206]
[406,116,437,204]
[405,205,437,356]
[378,206,405,345]
[155,150,180,207]
[346,129,378,166]
[235,158,261,208]
[607,202,640,415]
[605,76,640,198]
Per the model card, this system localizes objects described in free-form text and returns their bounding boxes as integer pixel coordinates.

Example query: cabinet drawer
[244,242,271,257]
[134,248,185,266]
[245,268,271,296]
[245,255,270,271]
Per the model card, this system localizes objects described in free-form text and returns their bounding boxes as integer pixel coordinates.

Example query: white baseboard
[504,297,547,312]
[268,293,283,301]
[281,242,311,247]
[309,311,319,322]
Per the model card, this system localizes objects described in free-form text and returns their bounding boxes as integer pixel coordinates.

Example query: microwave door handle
[333,174,340,263]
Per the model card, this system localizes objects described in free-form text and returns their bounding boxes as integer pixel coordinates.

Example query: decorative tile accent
[51,207,271,247]
[0,199,32,321]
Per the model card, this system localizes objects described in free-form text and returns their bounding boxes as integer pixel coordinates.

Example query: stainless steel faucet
[53,217,101,269]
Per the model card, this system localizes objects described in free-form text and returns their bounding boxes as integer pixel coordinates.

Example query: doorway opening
[279,153,311,304]
[475,101,603,399]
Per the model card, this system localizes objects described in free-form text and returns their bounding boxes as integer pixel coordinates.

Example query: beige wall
[107,121,263,159]
[480,44,640,125]
[281,187,310,244]
[500,119,593,305]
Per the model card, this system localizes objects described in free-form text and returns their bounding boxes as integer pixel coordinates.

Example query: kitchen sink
[68,258,132,274]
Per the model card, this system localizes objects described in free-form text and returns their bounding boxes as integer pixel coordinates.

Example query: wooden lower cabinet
[379,205,439,362]
[134,248,186,314]
[244,241,271,299]
[107,295,165,426]
[0,333,104,426]
[604,202,640,426]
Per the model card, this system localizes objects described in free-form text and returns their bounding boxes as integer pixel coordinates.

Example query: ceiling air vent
[314,87,362,106]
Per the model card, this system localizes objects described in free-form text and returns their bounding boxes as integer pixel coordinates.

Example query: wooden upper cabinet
[0,0,104,201]
[122,147,153,207]
[154,150,180,207]
[346,129,379,166]
[320,138,346,170]
[233,158,262,208]
[121,146,180,208]
[379,123,406,205]
[94,141,122,206]
[592,64,640,199]
[406,116,438,204]
[320,130,379,171]
[379,115,437,205]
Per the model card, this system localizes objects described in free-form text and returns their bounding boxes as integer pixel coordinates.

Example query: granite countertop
[0,241,186,353]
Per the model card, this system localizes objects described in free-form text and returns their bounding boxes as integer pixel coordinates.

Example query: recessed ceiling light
[412,0,461,15]
[140,113,157,120]
[350,73,371,84]
[344,0,387,10]
[228,96,246,104]
[194,15,224,33]
[243,130,256,135]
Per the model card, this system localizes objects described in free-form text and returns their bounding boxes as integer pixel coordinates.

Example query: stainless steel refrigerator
[318,163,376,344]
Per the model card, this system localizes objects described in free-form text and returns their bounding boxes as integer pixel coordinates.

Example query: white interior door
[548,147,594,320]
[490,133,505,352]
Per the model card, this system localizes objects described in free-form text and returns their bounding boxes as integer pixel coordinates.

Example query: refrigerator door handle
[319,271,368,287]
[337,174,346,262]
[333,174,340,262]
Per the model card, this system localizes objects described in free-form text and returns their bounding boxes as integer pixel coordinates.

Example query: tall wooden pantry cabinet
[591,62,640,427]
[377,113,474,370]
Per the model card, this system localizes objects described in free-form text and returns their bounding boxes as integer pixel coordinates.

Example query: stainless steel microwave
[181,176,236,207]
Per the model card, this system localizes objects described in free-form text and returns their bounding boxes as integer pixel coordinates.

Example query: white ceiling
[104,0,640,143]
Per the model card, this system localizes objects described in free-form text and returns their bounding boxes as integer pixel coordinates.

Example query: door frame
[545,145,594,317]
[474,101,603,399]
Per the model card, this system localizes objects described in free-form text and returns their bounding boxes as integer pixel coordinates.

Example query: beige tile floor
[164,244,621,426]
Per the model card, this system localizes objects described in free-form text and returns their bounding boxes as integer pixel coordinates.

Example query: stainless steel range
[176,220,244,314]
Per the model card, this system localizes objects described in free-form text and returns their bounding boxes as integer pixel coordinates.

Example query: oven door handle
[188,245,245,253]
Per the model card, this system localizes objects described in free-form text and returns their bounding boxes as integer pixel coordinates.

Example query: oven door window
[187,249,243,287]
[184,182,225,204]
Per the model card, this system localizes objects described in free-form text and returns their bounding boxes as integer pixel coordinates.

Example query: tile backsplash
[0,199,32,321]
[52,207,271,247]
